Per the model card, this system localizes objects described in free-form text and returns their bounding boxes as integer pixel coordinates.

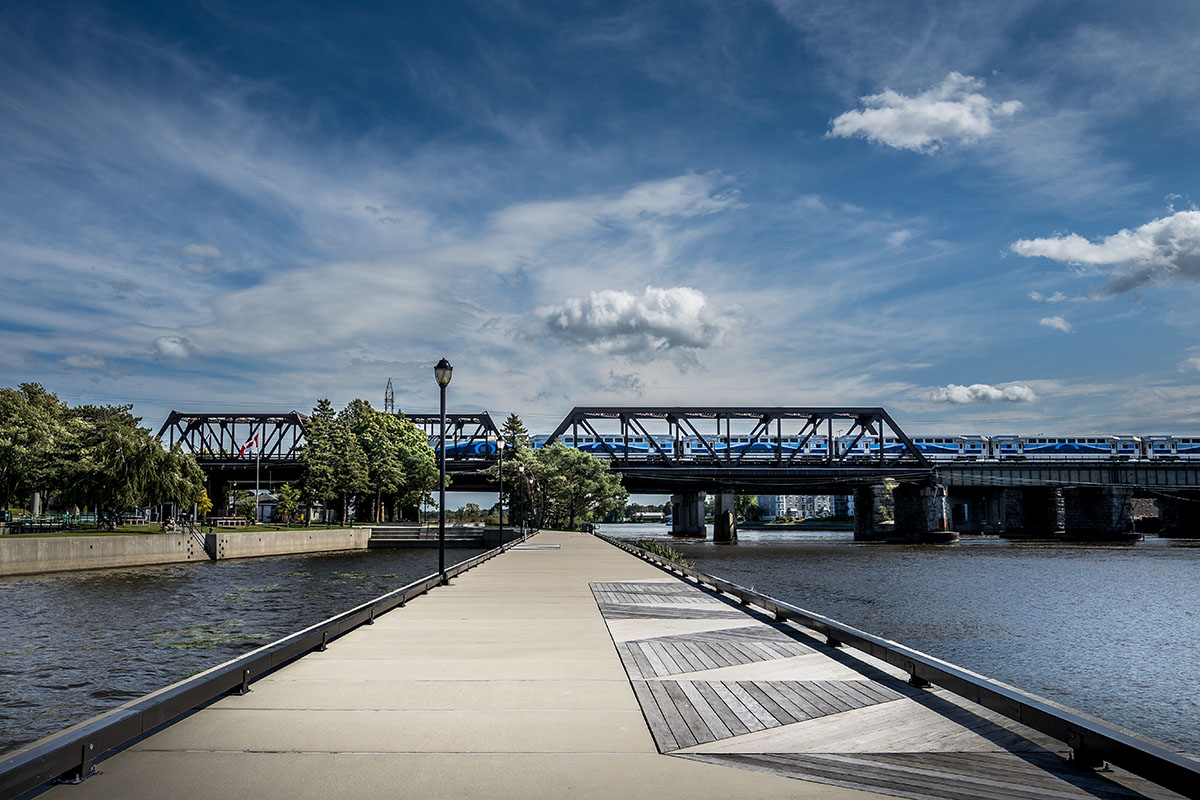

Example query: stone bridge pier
[713,492,737,543]
[1157,491,1200,538]
[853,484,893,541]
[1061,486,1134,540]
[892,483,956,543]
[670,491,706,537]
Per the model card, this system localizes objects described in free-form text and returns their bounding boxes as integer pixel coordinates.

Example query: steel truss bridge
[158,406,1200,495]
[159,407,934,494]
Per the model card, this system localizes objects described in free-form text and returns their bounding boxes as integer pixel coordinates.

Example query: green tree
[301,399,339,521]
[61,404,203,529]
[275,483,301,524]
[457,502,483,522]
[0,383,72,510]
[343,403,439,522]
[735,495,759,521]
[501,412,530,449]
[534,444,628,530]
[232,489,256,522]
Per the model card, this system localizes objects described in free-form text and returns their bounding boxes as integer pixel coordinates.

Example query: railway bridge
[158,406,1200,543]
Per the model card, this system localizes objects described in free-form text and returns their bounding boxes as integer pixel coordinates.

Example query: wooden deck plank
[645,678,698,749]
[630,680,679,753]
[662,679,714,744]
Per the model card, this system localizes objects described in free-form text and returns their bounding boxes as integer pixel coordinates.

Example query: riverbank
[0,528,370,576]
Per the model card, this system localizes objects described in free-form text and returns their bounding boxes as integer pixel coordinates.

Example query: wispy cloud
[828,73,1022,153]
[1039,316,1073,333]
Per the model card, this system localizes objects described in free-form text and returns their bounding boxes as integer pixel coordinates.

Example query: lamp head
[434,357,453,387]
[496,437,505,450]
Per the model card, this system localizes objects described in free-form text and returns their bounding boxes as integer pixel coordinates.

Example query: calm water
[0,548,483,754]
[599,523,1200,754]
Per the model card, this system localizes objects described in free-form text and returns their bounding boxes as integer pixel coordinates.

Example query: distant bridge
[159,406,1200,540]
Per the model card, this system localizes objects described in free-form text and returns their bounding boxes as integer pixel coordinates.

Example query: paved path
[37,531,1179,799]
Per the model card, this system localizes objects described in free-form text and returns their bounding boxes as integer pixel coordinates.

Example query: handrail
[0,533,533,800]
[595,533,1200,799]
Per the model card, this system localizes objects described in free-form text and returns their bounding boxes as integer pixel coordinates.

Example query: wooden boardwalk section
[31,531,1187,800]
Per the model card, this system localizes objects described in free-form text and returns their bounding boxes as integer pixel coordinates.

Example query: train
[433,434,1200,461]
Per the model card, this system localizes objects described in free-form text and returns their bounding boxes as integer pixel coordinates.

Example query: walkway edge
[593,532,1200,799]
[0,531,537,800]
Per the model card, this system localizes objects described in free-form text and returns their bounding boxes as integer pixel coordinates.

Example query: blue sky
[4,0,1200,437]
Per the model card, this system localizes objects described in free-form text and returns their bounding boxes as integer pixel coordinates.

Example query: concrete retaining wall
[0,534,204,576]
[207,529,370,559]
[1,528,370,576]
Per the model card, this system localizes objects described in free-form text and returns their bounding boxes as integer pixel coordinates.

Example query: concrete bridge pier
[1157,492,1200,537]
[1001,487,1063,538]
[713,492,737,542]
[853,484,891,541]
[892,483,957,543]
[1062,486,1135,541]
[671,491,706,537]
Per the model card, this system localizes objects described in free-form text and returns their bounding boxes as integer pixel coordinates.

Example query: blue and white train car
[838,435,986,461]
[543,434,674,458]
[1143,435,1200,459]
[995,435,1117,460]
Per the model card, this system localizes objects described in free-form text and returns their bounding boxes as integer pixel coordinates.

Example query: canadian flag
[238,435,260,457]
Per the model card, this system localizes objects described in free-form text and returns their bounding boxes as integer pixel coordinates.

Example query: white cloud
[1011,210,1200,296]
[181,243,223,259]
[827,72,1022,153]
[154,336,191,360]
[60,353,108,370]
[928,383,1038,404]
[540,285,727,354]
[1039,316,1072,333]
[1181,357,1200,373]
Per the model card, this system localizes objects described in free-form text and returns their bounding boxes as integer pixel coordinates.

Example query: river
[0,547,483,755]
[2,530,1197,759]
[597,523,1200,755]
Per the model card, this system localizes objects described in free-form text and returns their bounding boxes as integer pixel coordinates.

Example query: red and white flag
[238,435,259,457]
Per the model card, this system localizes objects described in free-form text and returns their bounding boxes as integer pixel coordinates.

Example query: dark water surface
[0,547,483,754]
[599,523,1200,755]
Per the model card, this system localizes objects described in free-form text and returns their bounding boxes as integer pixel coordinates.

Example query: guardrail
[596,533,1200,799]
[0,529,534,800]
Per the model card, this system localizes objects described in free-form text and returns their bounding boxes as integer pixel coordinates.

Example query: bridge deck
[37,532,1180,800]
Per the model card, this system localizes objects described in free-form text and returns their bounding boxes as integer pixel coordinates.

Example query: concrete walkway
[41,531,878,799]
[35,531,1177,799]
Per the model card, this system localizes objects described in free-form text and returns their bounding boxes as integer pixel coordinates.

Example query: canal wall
[205,528,369,559]
[0,529,370,576]
[0,533,203,576]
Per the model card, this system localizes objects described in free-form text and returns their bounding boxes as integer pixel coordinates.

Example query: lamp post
[496,437,505,545]
[517,464,526,538]
[434,357,453,582]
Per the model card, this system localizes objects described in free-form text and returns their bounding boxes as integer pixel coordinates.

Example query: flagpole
[255,446,260,524]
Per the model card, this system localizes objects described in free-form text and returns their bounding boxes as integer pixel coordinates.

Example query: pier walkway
[36,531,1182,800]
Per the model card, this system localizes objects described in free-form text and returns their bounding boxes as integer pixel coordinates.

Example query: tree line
[1,383,630,531]
[0,384,205,527]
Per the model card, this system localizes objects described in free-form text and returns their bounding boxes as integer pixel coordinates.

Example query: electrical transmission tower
[384,378,395,414]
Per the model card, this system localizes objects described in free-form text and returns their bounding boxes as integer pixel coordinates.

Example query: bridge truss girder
[545,407,932,470]
[399,410,501,461]
[157,411,308,465]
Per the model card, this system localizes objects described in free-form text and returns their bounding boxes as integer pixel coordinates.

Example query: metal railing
[596,533,1200,799]
[0,532,534,800]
